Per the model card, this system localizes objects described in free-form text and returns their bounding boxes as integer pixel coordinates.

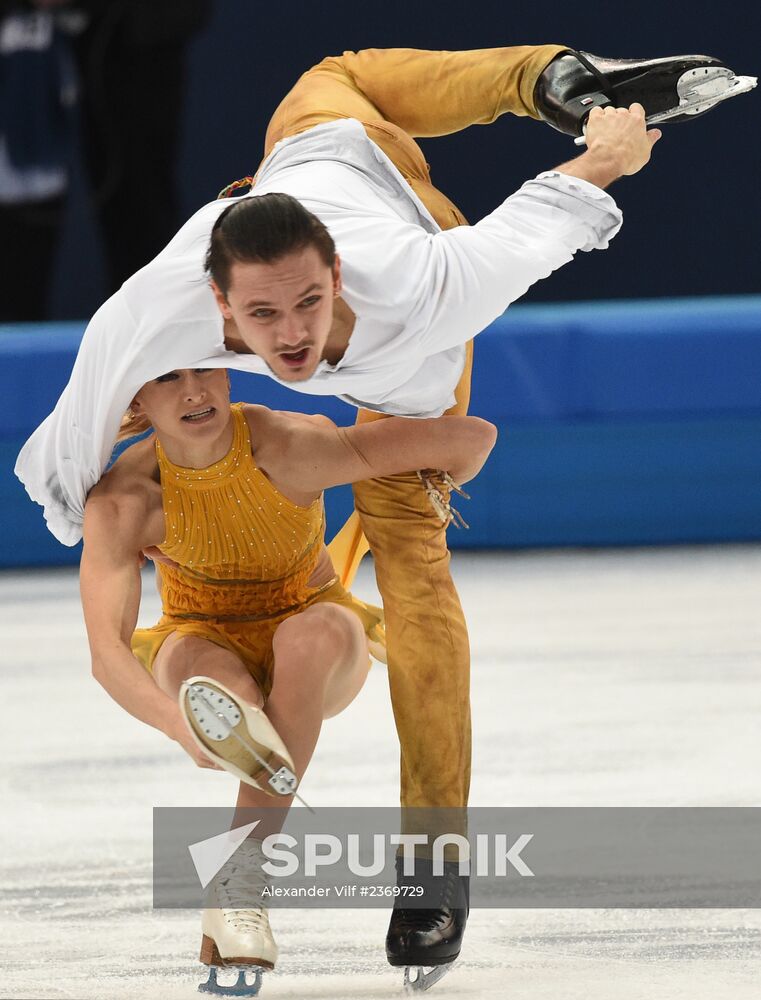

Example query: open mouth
[181,407,215,423]
[279,348,309,367]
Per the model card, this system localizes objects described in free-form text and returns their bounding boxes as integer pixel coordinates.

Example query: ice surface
[1,546,760,999]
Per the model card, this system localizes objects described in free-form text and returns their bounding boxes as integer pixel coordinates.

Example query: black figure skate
[386,857,469,992]
[534,49,757,141]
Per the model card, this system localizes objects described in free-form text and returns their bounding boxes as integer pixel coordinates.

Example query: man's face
[212,246,340,382]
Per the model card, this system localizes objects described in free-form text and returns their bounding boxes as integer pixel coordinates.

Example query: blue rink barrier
[2,295,761,568]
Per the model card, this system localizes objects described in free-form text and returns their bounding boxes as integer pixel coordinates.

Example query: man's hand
[586,103,661,175]
[555,103,661,189]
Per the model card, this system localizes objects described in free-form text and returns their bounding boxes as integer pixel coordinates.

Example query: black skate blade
[574,70,757,145]
[198,965,265,997]
[404,963,454,992]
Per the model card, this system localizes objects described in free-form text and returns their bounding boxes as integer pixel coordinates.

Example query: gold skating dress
[131,404,383,696]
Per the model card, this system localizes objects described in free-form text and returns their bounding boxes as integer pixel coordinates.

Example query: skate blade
[403,963,454,993]
[648,68,758,123]
[574,69,757,144]
[198,965,265,998]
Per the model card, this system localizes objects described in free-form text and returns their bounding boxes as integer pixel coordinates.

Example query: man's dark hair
[205,192,336,295]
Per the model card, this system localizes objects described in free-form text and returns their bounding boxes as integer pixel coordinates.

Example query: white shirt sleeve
[393,172,623,353]
[14,285,223,546]
[14,294,142,545]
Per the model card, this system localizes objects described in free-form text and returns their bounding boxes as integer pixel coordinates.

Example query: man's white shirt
[15,118,623,545]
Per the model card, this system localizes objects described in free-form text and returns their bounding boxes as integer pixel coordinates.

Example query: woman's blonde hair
[116,409,152,443]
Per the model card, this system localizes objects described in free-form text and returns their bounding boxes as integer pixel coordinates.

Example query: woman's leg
[242,602,369,812]
[153,630,265,706]
[154,607,368,815]
[154,631,271,820]
[152,635,282,971]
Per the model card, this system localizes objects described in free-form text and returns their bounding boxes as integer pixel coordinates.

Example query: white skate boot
[179,676,298,797]
[199,839,276,998]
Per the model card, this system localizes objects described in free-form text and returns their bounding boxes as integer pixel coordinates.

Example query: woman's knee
[273,603,364,669]
[272,604,369,716]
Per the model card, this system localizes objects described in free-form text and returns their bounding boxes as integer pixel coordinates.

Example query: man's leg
[265,45,566,145]
[265,52,514,972]
[264,45,566,228]
[264,48,536,819]
[269,49,550,978]
[314,46,568,136]
[351,345,473,813]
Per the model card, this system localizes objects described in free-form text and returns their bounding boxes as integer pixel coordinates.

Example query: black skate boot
[386,856,469,992]
[534,49,757,138]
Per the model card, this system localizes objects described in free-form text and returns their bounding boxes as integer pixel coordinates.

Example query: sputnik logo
[188,821,261,888]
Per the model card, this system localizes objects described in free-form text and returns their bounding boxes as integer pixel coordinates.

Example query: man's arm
[261,413,498,493]
[366,105,657,358]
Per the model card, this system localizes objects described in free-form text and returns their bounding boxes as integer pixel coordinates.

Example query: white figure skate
[198,839,276,998]
[179,676,299,797]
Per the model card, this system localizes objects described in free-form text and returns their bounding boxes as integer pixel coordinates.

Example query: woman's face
[130,369,231,440]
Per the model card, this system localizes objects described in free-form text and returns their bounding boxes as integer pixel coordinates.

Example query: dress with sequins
[131,404,383,695]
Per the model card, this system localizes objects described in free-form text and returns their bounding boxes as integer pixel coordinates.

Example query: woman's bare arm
[80,490,182,740]
[257,413,497,494]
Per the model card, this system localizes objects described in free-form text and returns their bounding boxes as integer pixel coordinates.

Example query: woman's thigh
[152,631,265,708]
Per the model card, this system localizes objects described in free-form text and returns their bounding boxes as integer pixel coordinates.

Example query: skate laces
[417,470,470,529]
[393,863,467,923]
[209,841,271,918]
[225,902,270,933]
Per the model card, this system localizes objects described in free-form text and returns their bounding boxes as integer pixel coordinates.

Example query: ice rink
[2,545,760,1000]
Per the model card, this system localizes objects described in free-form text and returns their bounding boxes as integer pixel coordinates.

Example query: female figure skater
[79,366,496,994]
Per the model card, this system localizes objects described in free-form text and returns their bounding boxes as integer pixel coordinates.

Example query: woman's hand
[166,709,223,770]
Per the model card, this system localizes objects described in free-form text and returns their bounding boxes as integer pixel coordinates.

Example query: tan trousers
[263,46,566,811]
